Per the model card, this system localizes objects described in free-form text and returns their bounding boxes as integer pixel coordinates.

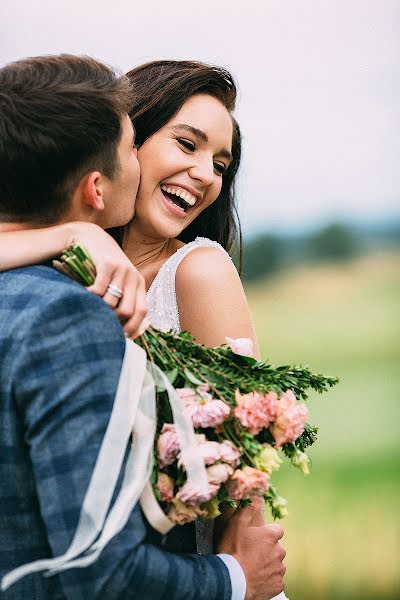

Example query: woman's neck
[122,223,182,290]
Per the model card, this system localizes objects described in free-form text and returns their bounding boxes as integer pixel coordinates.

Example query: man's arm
[12,279,232,600]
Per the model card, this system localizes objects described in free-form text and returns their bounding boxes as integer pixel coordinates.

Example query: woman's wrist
[62,221,101,249]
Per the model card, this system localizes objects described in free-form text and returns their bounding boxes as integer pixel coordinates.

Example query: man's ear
[79,171,105,212]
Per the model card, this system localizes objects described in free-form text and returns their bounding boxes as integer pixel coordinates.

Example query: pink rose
[225,337,254,357]
[185,398,230,429]
[226,466,270,500]
[219,440,242,466]
[207,463,234,484]
[176,480,220,505]
[157,424,180,467]
[271,390,308,448]
[155,473,175,502]
[168,499,208,525]
[234,389,278,435]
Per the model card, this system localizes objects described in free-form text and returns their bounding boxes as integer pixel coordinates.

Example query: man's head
[0,54,140,228]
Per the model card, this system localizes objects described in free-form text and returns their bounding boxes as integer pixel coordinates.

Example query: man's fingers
[266,523,284,542]
[235,497,266,527]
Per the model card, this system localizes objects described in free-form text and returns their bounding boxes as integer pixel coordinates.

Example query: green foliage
[241,221,373,282]
[54,245,339,519]
[246,252,400,598]
[305,222,359,262]
[242,233,283,281]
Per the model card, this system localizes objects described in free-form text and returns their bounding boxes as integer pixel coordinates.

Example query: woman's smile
[159,183,200,219]
[131,93,233,241]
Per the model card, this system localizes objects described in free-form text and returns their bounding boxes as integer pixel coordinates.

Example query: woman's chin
[140,221,188,242]
[160,226,187,241]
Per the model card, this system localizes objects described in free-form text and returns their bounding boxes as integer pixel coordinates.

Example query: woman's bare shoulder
[176,243,238,290]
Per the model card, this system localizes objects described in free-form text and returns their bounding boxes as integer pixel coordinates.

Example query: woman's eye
[213,162,226,175]
[177,138,195,151]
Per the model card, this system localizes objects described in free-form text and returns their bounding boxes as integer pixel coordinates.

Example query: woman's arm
[0,222,147,336]
[175,247,260,358]
[0,222,75,270]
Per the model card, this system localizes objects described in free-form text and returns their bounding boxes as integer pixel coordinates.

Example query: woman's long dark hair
[113,60,242,261]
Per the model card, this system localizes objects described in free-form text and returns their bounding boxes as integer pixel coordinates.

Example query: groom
[0,54,286,599]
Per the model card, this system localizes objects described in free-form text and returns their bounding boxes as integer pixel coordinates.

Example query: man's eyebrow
[170,124,233,162]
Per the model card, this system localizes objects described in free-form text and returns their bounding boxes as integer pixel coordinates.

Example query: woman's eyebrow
[171,123,208,142]
[170,124,233,162]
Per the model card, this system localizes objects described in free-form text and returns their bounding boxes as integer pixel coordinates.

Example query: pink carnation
[271,390,308,448]
[157,424,180,467]
[197,441,223,465]
[168,499,208,525]
[219,440,242,466]
[155,473,175,502]
[207,463,234,484]
[178,440,222,469]
[226,466,270,500]
[225,337,254,357]
[186,398,230,428]
[176,480,220,505]
[175,387,197,402]
[177,386,230,429]
[234,389,278,435]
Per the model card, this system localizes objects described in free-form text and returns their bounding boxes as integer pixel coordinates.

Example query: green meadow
[245,251,400,600]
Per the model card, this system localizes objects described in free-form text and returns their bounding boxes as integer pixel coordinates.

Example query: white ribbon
[140,363,209,535]
[2,338,208,590]
[1,339,146,590]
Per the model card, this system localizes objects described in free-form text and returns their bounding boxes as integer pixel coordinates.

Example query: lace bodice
[147,237,230,333]
[146,237,230,556]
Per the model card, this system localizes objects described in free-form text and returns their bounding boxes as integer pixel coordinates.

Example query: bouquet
[54,245,338,524]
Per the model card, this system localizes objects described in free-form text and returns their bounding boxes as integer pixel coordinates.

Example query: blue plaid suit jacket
[0,266,231,599]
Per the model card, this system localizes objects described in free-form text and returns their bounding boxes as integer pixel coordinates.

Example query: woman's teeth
[160,185,197,208]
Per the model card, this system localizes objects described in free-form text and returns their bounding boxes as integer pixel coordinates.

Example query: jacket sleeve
[12,284,232,600]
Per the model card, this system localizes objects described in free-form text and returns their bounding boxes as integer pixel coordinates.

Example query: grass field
[245,250,400,600]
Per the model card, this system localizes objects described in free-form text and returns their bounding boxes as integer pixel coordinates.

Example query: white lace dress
[147,236,230,334]
[146,237,229,555]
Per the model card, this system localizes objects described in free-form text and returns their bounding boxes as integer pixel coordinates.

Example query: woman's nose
[189,156,214,186]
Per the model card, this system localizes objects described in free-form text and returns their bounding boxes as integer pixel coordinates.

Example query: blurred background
[1,1,399,598]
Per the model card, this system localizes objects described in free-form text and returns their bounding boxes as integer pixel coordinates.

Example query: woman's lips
[160,188,189,219]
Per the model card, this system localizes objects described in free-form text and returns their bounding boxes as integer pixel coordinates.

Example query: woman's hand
[65,222,148,338]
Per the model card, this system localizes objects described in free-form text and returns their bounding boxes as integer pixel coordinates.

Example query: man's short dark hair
[0,54,133,223]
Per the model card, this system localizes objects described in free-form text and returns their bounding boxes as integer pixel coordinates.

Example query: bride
[0,60,263,555]
[0,60,259,354]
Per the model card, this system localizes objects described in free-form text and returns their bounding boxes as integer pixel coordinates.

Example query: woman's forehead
[167,94,233,147]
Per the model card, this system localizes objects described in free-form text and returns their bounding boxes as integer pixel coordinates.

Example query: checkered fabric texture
[0,266,231,599]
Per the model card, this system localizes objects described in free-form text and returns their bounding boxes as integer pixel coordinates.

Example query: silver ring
[107,284,123,299]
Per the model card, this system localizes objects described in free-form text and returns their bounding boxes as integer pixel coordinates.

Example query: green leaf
[166,368,179,385]
[183,368,205,386]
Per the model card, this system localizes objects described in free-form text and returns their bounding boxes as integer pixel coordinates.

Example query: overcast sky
[1,0,399,234]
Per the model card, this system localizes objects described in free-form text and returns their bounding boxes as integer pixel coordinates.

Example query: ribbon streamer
[2,339,208,590]
[139,363,209,535]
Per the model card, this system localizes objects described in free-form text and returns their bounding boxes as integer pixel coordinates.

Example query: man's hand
[66,222,148,338]
[217,498,286,600]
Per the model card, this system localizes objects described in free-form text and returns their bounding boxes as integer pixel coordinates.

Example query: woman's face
[134,93,233,240]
